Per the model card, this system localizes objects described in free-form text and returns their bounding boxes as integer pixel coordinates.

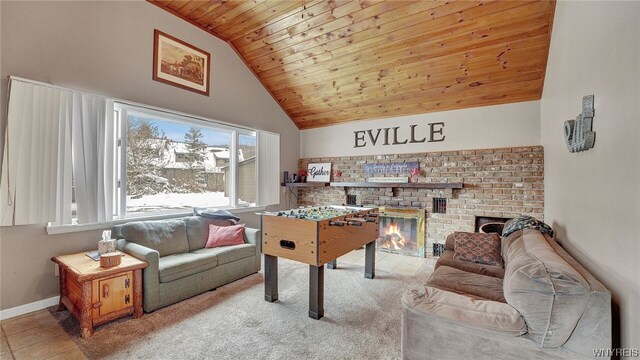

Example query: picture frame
[307,163,332,182]
[153,29,210,96]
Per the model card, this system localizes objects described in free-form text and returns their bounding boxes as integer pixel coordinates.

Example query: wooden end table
[51,251,147,338]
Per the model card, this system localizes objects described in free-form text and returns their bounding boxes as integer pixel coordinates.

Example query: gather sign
[353,122,445,148]
[307,162,331,182]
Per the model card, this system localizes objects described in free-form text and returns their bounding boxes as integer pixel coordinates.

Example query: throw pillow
[452,232,502,267]
[205,224,245,248]
[502,215,554,238]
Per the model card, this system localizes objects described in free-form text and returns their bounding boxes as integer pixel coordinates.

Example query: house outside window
[116,104,258,218]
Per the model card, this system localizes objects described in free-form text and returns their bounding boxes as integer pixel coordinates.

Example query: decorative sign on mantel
[368,177,409,183]
[365,162,419,175]
[354,123,445,148]
[307,163,331,182]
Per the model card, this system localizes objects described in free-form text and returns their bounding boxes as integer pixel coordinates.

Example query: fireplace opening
[474,216,511,233]
[376,207,426,257]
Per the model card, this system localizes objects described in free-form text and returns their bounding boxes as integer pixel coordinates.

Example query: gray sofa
[402,229,611,359]
[114,216,261,312]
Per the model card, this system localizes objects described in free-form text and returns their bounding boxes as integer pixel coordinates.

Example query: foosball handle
[329,221,345,227]
[347,221,363,227]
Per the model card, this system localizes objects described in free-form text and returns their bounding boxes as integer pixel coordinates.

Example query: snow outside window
[113,104,258,219]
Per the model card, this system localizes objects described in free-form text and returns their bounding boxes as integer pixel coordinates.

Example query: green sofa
[114,216,261,312]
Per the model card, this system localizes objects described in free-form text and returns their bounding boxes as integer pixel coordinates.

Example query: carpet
[50,259,432,360]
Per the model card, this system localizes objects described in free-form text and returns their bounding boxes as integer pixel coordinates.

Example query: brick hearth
[297,146,544,256]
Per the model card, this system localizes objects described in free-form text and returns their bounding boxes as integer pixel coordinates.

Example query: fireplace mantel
[281,182,463,190]
[330,182,463,189]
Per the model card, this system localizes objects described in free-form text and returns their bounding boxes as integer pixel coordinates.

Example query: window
[3,77,279,230]
[114,104,258,219]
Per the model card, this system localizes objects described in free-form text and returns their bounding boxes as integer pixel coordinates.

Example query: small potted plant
[298,169,308,183]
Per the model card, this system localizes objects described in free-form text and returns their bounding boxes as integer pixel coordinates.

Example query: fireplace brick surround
[297,146,544,256]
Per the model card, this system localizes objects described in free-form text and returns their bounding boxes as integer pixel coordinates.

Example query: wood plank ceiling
[150,0,556,129]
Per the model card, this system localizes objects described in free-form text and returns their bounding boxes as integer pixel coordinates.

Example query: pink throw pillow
[205,224,245,248]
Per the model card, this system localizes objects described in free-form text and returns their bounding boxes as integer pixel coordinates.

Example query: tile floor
[0,250,433,360]
[0,309,86,360]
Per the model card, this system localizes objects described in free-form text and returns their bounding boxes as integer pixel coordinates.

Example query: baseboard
[0,296,59,321]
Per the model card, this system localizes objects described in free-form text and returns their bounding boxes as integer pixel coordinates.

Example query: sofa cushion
[452,232,502,267]
[121,219,189,257]
[192,244,256,266]
[158,251,218,283]
[437,250,505,278]
[502,229,591,348]
[402,285,527,336]
[427,265,506,303]
[183,216,236,251]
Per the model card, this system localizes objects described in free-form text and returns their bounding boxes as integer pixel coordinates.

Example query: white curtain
[0,78,114,226]
[1,80,73,225]
[71,94,115,224]
[257,131,280,206]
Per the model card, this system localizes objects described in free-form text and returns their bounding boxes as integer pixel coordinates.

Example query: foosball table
[260,205,380,319]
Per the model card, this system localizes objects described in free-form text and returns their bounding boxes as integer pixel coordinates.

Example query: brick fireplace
[296,146,544,257]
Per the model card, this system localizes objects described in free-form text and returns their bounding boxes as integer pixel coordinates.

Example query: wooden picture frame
[153,29,210,96]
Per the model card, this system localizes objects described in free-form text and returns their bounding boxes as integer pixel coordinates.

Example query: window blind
[257,131,280,206]
[1,79,73,225]
[0,77,113,226]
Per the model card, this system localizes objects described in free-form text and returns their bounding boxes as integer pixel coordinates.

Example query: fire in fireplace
[377,208,426,257]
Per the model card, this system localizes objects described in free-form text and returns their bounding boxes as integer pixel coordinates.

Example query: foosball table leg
[309,265,325,320]
[264,254,278,302]
[365,240,376,279]
[327,259,337,269]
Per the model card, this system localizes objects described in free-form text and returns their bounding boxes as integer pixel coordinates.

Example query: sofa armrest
[117,239,159,267]
[117,239,161,312]
[243,227,261,253]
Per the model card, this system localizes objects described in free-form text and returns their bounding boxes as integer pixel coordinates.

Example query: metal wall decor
[564,95,596,152]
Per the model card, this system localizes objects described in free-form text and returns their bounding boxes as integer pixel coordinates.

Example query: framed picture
[153,29,210,96]
[307,163,332,182]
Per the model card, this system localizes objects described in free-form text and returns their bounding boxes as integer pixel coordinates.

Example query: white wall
[0,1,298,310]
[301,101,540,157]
[540,0,640,352]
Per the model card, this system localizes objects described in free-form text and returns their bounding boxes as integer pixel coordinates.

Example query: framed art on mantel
[153,29,210,96]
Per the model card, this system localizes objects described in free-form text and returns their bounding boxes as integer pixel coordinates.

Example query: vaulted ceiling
[150,0,556,129]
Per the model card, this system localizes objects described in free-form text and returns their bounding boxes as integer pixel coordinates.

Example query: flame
[382,222,406,250]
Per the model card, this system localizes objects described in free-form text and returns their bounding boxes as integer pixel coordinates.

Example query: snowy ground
[127,191,230,214]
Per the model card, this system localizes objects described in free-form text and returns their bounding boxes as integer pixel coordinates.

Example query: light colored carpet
[51,259,432,360]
